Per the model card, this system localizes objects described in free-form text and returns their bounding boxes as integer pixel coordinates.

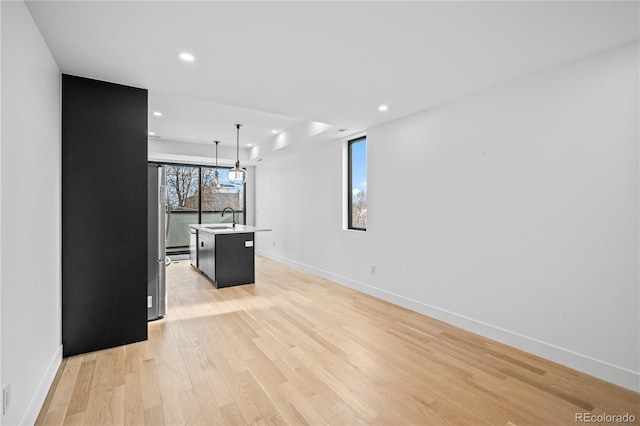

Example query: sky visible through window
[351,140,367,196]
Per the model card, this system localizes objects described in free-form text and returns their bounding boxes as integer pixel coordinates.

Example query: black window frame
[151,161,247,253]
[347,136,367,231]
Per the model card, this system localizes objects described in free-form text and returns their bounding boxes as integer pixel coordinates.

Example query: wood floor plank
[35,257,639,425]
[203,366,234,408]
[244,362,310,425]
[139,359,161,410]
[186,371,227,425]
[124,341,144,374]
[124,371,144,426]
[61,411,84,426]
[219,402,246,426]
[276,381,326,425]
[213,353,262,424]
[175,388,204,425]
[157,383,186,426]
[142,405,164,426]
[64,359,96,416]
[39,357,82,425]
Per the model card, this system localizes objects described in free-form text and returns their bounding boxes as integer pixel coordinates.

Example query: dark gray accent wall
[62,74,148,357]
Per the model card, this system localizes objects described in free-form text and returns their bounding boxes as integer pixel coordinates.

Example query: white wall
[148,137,250,166]
[256,43,640,391]
[1,2,62,424]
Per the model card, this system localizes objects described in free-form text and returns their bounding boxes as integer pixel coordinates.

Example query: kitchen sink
[203,225,233,229]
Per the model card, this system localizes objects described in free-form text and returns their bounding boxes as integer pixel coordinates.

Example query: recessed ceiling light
[247,143,254,147]
[152,111,162,117]
[271,129,279,134]
[179,52,195,63]
[378,105,389,112]
[148,132,155,136]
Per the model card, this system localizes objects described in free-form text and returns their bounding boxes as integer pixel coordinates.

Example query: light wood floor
[37,256,639,425]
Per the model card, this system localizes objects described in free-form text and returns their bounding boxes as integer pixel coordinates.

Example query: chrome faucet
[221,207,236,228]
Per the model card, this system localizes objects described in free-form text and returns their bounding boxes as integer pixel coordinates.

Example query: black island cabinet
[190,225,270,288]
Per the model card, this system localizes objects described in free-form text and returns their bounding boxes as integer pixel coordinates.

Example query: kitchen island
[189,224,271,288]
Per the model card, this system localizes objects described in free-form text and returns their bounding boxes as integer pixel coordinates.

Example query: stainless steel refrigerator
[148,164,167,320]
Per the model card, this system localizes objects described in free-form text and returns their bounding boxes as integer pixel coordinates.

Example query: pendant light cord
[235,124,241,167]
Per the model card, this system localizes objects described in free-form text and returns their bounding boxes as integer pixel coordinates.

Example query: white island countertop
[189,224,272,234]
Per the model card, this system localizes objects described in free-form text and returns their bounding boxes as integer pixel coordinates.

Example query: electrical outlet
[370,264,376,274]
[147,296,153,308]
[3,383,11,415]
[272,241,276,247]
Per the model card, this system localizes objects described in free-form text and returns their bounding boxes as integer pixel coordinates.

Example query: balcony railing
[166,210,245,252]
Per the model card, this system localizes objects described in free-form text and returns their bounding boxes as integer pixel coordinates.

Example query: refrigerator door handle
[160,184,171,241]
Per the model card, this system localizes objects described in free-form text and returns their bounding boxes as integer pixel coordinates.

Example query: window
[164,163,245,253]
[165,164,199,252]
[200,166,245,225]
[348,136,367,230]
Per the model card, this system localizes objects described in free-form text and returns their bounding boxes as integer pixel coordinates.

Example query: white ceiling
[147,91,304,147]
[26,1,639,149]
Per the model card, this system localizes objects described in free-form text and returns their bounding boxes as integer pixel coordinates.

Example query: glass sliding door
[162,163,245,254]
[165,165,200,252]
[201,166,245,225]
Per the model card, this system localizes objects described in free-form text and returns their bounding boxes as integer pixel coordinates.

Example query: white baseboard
[22,345,62,426]
[257,250,640,393]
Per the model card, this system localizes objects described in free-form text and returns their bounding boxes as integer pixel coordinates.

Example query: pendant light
[227,123,246,185]
[213,140,220,188]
